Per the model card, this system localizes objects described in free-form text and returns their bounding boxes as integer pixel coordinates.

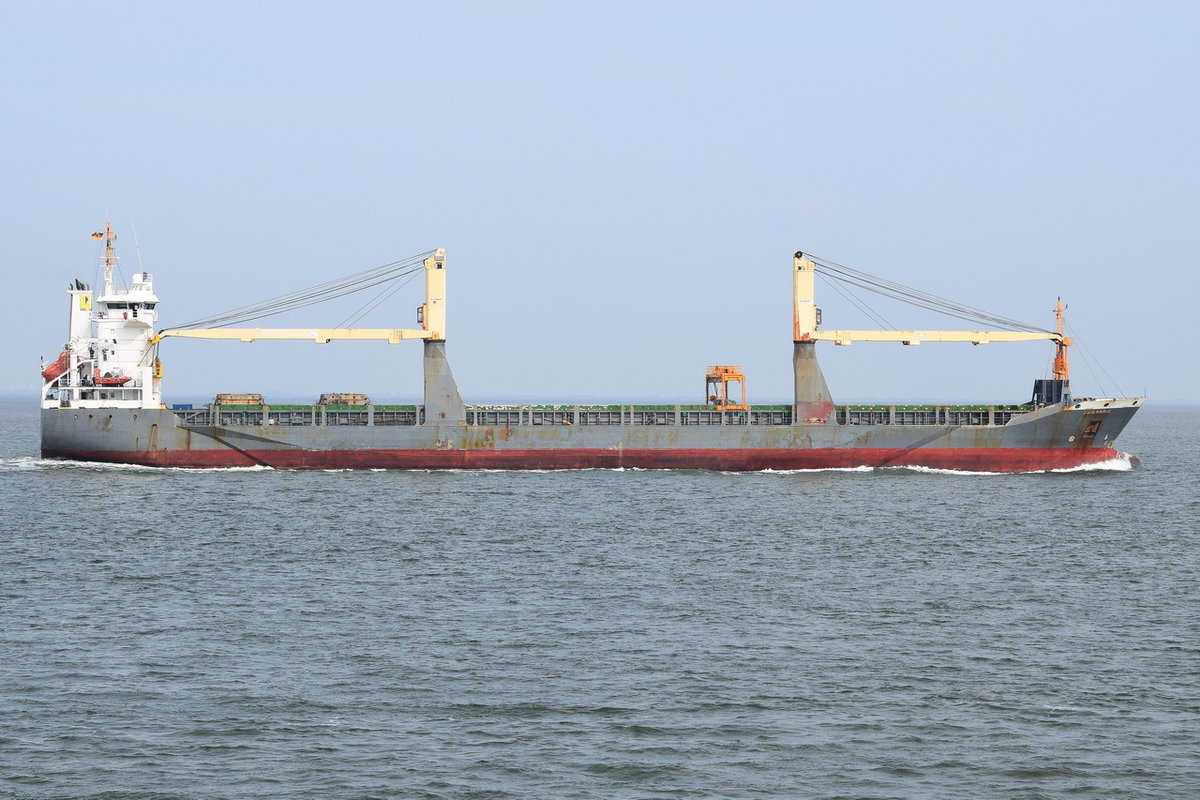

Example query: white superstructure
[40,224,162,409]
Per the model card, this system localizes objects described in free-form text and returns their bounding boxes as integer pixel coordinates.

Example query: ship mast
[97,222,117,295]
[1052,297,1071,382]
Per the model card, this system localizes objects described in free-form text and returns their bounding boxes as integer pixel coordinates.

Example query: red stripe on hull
[42,447,1126,473]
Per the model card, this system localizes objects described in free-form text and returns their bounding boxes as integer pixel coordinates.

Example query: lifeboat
[95,375,133,386]
[41,351,71,382]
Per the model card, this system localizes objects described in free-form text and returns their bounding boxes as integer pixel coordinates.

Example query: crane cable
[816,272,895,330]
[805,252,1056,334]
[170,250,436,330]
[337,268,424,329]
[1065,321,1125,397]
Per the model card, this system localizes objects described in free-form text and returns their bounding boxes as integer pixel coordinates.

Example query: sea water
[1,399,1196,799]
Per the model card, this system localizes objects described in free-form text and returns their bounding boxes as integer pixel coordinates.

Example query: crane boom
[153,327,432,344]
[811,330,1061,346]
[151,249,447,346]
[792,251,1070,377]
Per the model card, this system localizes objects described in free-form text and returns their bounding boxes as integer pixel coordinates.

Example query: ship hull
[38,445,1126,472]
[40,399,1140,473]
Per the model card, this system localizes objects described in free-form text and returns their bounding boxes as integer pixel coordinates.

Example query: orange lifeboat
[93,369,133,386]
[41,351,70,382]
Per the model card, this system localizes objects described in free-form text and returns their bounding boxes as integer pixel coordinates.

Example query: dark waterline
[2,402,1196,798]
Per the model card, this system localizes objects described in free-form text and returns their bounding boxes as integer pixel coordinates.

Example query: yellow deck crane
[148,248,467,421]
[788,251,1072,422]
[792,252,1071,375]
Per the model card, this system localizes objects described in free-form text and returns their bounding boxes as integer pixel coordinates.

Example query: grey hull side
[40,400,1140,472]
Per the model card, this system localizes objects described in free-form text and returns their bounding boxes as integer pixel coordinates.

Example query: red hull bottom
[41,447,1128,473]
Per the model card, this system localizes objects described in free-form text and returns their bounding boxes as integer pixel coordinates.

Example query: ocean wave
[883,452,1136,476]
[3,454,1137,475]
[0,457,274,473]
[733,466,875,475]
[885,465,1007,476]
[1046,453,1135,473]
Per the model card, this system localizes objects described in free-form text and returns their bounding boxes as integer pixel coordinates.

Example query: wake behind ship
[40,226,1141,471]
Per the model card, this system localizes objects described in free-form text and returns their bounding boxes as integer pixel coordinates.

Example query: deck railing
[172,403,1032,428]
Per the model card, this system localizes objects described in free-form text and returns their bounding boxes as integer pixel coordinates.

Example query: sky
[5,1,1198,404]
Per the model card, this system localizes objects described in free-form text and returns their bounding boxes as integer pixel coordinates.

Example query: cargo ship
[39,225,1141,471]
